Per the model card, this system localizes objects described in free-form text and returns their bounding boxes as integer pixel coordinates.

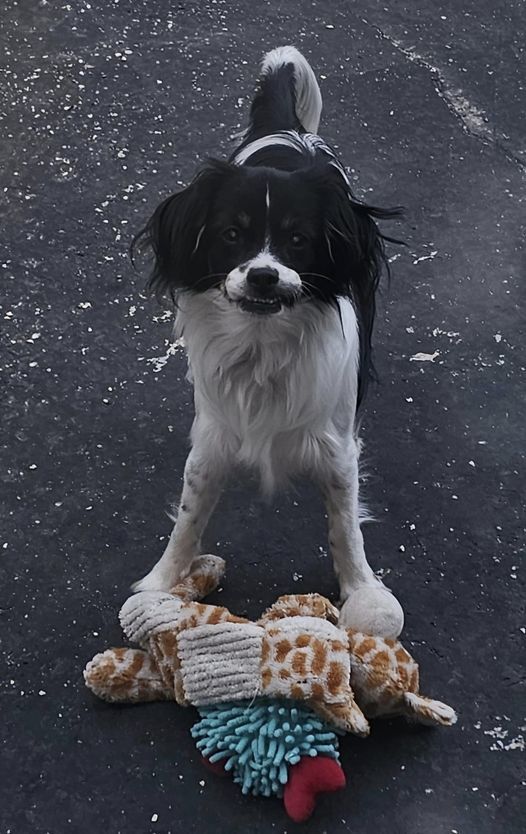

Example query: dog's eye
[290,232,306,247]
[222,227,240,244]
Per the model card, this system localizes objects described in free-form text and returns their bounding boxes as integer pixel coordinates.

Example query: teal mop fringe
[191,699,340,797]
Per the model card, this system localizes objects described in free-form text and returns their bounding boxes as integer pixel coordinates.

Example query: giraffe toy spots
[84,555,456,821]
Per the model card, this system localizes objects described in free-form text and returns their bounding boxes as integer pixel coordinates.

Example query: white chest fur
[176,293,360,491]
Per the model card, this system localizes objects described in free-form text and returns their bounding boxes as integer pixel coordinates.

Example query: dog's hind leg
[133,443,228,592]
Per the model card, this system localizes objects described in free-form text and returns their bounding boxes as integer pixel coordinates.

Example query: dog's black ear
[132,160,238,300]
[309,163,403,406]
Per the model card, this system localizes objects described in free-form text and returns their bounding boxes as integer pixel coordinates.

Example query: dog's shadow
[204,475,338,615]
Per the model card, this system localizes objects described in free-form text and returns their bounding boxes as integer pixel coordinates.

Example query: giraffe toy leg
[84,648,174,703]
[403,693,457,726]
[169,554,226,602]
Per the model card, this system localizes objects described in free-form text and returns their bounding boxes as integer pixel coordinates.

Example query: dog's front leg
[316,437,404,636]
[133,445,227,592]
[317,439,376,598]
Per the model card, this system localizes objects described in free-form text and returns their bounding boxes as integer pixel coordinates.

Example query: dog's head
[134,159,398,320]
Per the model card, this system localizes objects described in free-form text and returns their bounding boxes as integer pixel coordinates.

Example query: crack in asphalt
[364,19,526,174]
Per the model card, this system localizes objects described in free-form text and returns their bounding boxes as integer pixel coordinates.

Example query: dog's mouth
[238,296,283,315]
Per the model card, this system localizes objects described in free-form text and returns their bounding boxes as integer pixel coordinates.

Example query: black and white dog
[133,46,404,635]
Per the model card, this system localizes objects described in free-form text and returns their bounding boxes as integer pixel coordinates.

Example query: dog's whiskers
[299,273,338,298]
[190,272,228,289]
[300,271,337,284]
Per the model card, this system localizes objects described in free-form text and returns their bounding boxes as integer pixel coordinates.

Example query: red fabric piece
[283,756,346,822]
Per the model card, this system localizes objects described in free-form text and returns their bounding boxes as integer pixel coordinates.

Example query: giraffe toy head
[345,630,457,726]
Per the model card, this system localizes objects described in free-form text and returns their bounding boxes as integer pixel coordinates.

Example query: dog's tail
[247,46,323,136]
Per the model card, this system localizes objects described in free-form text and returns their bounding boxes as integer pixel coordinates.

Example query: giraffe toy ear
[403,692,458,726]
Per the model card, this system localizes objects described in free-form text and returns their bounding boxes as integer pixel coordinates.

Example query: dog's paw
[339,584,404,638]
[131,564,182,593]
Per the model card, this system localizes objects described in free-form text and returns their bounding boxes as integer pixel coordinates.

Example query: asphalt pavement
[1,1,524,832]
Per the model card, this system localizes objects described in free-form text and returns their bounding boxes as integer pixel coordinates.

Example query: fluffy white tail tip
[261,45,323,134]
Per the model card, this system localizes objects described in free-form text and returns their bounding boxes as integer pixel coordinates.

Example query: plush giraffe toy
[84,555,456,821]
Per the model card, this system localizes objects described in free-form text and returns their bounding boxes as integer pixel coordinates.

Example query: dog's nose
[246,267,279,291]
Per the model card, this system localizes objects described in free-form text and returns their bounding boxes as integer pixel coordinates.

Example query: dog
[132,46,404,632]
